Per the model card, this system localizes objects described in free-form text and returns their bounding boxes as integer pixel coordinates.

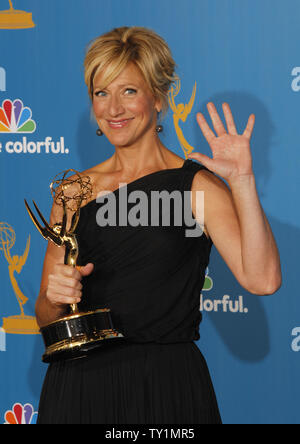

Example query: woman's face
[92,62,161,147]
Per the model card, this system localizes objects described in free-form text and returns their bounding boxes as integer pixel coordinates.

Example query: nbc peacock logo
[202,266,213,291]
[0,99,36,133]
[4,403,38,424]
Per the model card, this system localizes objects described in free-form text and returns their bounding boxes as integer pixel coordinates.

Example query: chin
[107,135,135,147]
[106,130,143,146]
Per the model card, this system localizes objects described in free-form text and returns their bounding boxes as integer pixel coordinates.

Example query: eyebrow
[93,83,138,90]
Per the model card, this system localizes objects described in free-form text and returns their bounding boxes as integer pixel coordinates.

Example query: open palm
[188,102,255,182]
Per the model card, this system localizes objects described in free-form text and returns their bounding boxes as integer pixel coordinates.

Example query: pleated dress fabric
[37,159,222,424]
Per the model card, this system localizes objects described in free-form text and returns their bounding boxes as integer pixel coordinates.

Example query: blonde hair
[84,26,179,118]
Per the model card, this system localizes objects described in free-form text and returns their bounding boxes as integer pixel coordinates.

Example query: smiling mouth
[107,118,133,129]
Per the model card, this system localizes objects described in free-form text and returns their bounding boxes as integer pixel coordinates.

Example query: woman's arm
[188,101,282,295]
[228,173,281,294]
[191,170,282,295]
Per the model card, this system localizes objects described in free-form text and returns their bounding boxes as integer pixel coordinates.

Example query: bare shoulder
[78,159,121,201]
[191,168,232,208]
[80,158,113,176]
[191,168,234,240]
[192,168,229,192]
[77,159,111,183]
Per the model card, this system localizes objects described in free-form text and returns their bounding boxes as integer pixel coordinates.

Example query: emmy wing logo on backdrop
[0,0,35,29]
[168,79,197,159]
[0,222,39,335]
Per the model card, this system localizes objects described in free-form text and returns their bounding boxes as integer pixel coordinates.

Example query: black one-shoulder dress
[37,159,222,424]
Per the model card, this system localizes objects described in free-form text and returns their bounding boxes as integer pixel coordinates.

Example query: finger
[47,286,82,303]
[196,113,216,145]
[48,277,83,297]
[55,263,82,280]
[243,114,255,139]
[187,152,215,170]
[222,103,238,135]
[64,277,83,291]
[79,263,94,277]
[48,280,82,298]
[49,273,83,290]
[206,102,227,136]
[51,294,82,306]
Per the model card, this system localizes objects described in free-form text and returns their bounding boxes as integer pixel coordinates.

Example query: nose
[108,94,125,117]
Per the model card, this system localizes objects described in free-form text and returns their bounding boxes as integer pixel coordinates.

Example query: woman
[36,26,282,424]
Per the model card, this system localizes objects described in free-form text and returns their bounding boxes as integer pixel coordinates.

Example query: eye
[124,88,137,95]
[94,90,107,97]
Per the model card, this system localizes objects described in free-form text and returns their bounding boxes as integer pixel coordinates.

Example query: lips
[107,118,133,129]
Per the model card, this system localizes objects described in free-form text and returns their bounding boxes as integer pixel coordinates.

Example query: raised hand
[188,102,255,183]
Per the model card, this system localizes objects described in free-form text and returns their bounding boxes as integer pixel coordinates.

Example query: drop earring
[96,128,103,136]
[155,111,163,134]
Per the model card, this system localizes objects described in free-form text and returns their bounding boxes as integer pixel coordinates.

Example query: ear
[154,96,163,114]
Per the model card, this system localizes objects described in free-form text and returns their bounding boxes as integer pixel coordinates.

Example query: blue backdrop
[0,0,298,424]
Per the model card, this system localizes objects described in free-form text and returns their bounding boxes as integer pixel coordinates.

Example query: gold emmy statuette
[168,79,197,158]
[0,0,35,29]
[0,222,39,334]
[24,169,124,363]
